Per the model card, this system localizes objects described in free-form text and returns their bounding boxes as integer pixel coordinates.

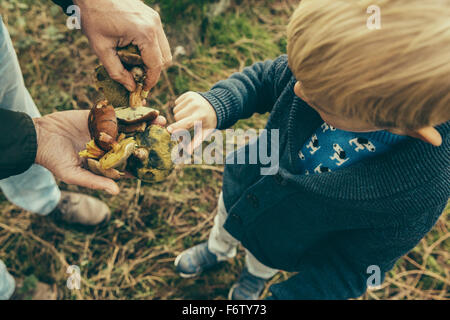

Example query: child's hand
[168,91,217,153]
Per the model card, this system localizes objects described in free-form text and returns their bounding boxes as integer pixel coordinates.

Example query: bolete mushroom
[126,125,176,183]
[87,159,124,180]
[117,49,143,66]
[85,45,177,184]
[79,139,105,159]
[118,122,147,134]
[94,65,129,108]
[117,45,149,103]
[94,45,149,109]
[99,137,137,170]
[88,100,119,152]
[115,106,159,125]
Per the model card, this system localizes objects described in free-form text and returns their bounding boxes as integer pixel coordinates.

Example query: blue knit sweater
[200,55,450,300]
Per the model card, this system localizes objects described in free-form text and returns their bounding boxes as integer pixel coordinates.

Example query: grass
[0,0,448,300]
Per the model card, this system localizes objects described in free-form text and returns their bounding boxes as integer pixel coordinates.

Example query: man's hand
[33,110,166,195]
[74,0,172,92]
[168,91,218,154]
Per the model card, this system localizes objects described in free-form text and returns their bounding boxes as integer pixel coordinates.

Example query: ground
[0,0,448,300]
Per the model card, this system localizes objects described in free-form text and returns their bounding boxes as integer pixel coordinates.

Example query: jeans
[0,17,61,300]
[208,193,278,279]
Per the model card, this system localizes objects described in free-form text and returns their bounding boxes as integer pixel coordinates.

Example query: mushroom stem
[129,83,144,109]
[111,141,121,153]
[87,159,124,180]
[99,132,114,144]
[141,90,149,99]
[131,67,145,83]
[79,140,105,159]
[99,137,137,170]
[133,148,149,162]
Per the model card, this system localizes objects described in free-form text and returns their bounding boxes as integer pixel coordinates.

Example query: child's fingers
[152,115,167,127]
[188,128,215,155]
[122,171,136,179]
[175,91,192,104]
[174,107,193,122]
[173,99,190,114]
[167,116,196,133]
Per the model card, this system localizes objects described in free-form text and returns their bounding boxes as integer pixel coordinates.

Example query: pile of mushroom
[79,45,175,183]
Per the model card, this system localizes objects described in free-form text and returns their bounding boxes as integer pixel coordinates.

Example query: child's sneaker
[174,242,219,278]
[228,268,267,300]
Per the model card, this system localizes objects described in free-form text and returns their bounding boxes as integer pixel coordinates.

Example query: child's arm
[168,55,289,152]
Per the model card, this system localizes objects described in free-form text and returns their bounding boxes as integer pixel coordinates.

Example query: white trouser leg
[208,193,278,279]
[0,17,60,215]
[208,193,240,261]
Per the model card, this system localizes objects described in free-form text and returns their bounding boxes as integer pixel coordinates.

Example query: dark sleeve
[199,55,291,129]
[0,109,37,179]
[268,206,446,300]
[51,0,74,14]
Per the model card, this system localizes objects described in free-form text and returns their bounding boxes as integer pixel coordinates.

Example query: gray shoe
[50,191,110,226]
[228,268,267,300]
[174,242,219,278]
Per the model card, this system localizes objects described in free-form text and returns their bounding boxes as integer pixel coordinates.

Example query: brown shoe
[50,191,111,226]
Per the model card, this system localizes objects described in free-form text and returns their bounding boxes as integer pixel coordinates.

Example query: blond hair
[287,0,450,130]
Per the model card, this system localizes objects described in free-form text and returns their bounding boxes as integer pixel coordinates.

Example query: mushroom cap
[117,45,144,66]
[119,122,147,134]
[87,159,123,180]
[79,139,105,159]
[99,137,137,170]
[88,101,118,152]
[94,65,129,108]
[126,125,176,183]
[93,45,148,109]
[115,106,159,124]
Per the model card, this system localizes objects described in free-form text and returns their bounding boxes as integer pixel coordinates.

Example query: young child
[169,0,450,299]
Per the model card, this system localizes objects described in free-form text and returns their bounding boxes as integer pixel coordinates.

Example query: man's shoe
[228,268,267,300]
[50,191,110,226]
[174,242,220,278]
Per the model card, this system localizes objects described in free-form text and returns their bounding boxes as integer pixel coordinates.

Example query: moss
[206,15,254,46]
[144,0,208,24]
[174,74,191,95]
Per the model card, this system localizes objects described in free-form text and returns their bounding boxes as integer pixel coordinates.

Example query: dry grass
[0,0,448,300]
